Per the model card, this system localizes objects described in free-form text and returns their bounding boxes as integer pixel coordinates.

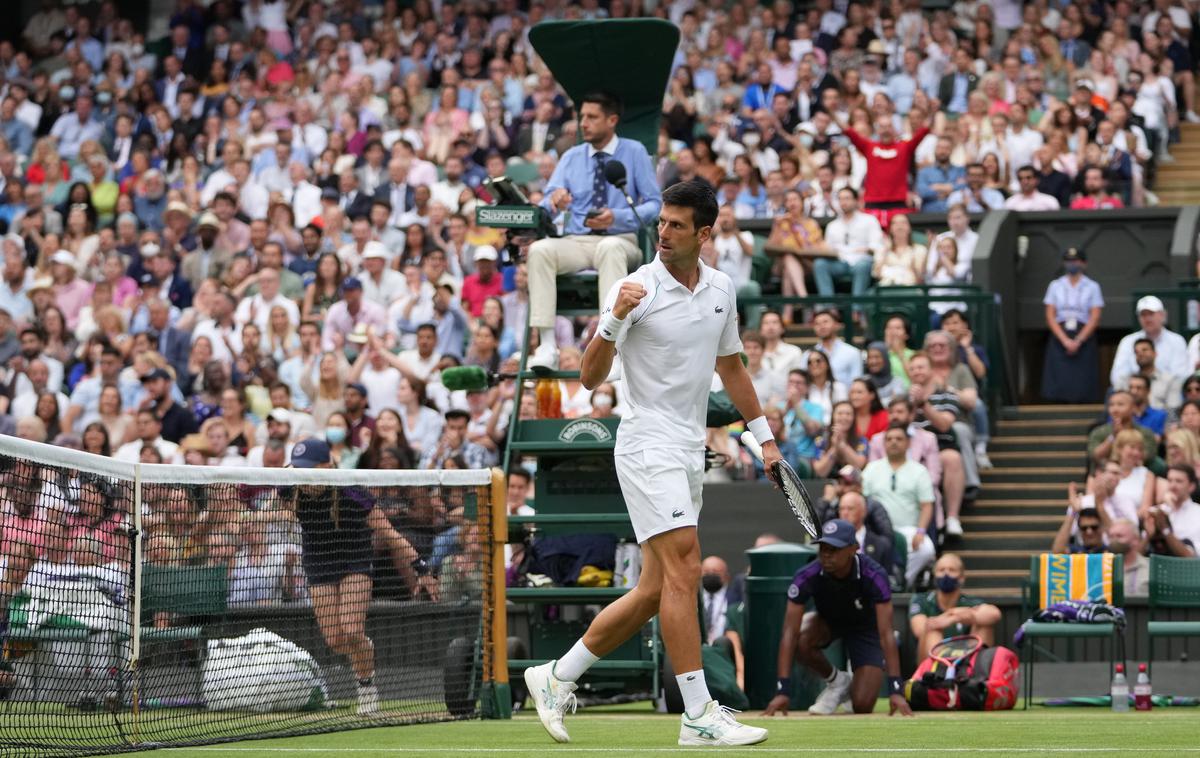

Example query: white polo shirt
[608,256,741,454]
[1167,499,1200,554]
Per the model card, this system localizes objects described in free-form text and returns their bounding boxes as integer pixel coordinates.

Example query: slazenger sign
[557,419,613,443]
[478,208,535,225]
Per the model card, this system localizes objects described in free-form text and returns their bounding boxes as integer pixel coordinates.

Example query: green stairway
[959,405,1104,596]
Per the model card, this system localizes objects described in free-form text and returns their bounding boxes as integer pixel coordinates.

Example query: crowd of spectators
[0,0,1194,610]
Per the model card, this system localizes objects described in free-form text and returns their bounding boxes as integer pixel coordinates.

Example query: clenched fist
[612,282,648,319]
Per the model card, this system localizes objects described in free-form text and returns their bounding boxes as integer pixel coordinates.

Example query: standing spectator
[1042,248,1104,403]
[840,111,930,227]
[1111,296,1189,391]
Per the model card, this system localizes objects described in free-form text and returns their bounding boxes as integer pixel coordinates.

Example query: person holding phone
[526,92,662,373]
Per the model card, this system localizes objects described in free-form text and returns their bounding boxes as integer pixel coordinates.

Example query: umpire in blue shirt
[527,92,661,372]
[763,519,913,717]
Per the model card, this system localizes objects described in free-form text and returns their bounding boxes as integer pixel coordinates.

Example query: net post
[129,462,144,740]
[479,466,511,719]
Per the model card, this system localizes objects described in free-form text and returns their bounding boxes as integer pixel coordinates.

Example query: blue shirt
[915,163,966,213]
[1135,406,1168,437]
[539,136,661,236]
[788,554,891,630]
[0,118,32,156]
[949,73,970,114]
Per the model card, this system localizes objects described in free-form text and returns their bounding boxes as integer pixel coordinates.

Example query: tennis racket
[740,431,821,539]
[928,634,982,682]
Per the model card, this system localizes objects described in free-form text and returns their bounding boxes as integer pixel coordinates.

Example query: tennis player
[288,438,381,716]
[524,180,778,746]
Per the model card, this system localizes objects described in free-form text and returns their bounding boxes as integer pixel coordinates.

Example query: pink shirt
[106,276,140,308]
[55,277,93,329]
[460,274,504,318]
[868,425,942,485]
[321,299,388,351]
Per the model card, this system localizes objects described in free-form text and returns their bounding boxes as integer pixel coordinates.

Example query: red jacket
[844,127,930,205]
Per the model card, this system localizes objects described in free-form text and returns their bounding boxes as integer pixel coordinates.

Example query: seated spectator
[765,191,825,322]
[782,369,824,470]
[1111,296,1189,391]
[849,378,889,443]
[915,136,965,214]
[708,205,763,327]
[1004,164,1061,210]
[742,330,782,408]
[907,351,980,522]
[945,163,1005,212]
[418,409,490,470]
[864,343,905,405]
[1127,374,1168,438]
[1071,166,1125,209]
[862,422,936,587]
[1107,519,1150,597]
[813,188,885,309]
[763,519,910,717]
[873,214,925,287]
[526,92,661,372]
[460,246,504,319]
[800,348,847,420]
[1132,338,1184,412]
[700,555,733,647]
[759,311,803,387]
[908,554,1001,660]
[1051,506,1107,554]
[320,277,388,353]
[1089,391,1159,469]
[1144,465,1200,557]
[801,310,864,389]
[227,512,302,607]
[836,488,896,578]
[812,401,868,478]
[114,408,179,462]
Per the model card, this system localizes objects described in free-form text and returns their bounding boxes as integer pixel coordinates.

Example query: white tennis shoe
[678,701,768,746]
[356,682,380,715]
[808,669,852,715]
[524,661,577,743]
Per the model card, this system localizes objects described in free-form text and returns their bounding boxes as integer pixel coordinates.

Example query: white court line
[164,749,1200,754]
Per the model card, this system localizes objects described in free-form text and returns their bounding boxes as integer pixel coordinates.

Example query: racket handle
[740,430,764,461]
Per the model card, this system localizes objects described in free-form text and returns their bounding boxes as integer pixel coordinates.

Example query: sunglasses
[1079,523,1101,532]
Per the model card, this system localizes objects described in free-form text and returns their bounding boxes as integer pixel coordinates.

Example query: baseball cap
[140,367,172,383]
[139,273,160,287]
[341,276,363,292]
[473,245,498,262]
[346,381,368,396]
[140,243,161,258]
[268,408,292,424]
[814,518,857,549]
[197,211,220,229]
[1063,247,1086,262]
[836,465,862,485]
[1136,295,1165,314]
[50,250,76,267]
[290,438,330,468]
[321,186,340,201]
[165,201,192,219]
[362,241,388,260]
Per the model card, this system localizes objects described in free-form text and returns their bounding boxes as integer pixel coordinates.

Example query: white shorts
[614,448,704,544]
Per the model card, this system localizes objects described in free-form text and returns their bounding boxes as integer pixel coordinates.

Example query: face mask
[1064,262,1083,275]
[701,573,724,594]
[798,133,814,149]
[131,44,144,57]
[593,393,613,409]
[934,574,961,593]
[743,133,761,148]
[325,427,347,445]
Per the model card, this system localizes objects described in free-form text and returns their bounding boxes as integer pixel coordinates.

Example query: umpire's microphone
[440,366,518,392]
[603,159,647,228]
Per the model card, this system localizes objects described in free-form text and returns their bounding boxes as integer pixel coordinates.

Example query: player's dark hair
[1077,507,1101,523]
[662,180,718,230]
[579,91,623,117]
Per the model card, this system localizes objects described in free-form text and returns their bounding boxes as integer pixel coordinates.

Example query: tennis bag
[905,634,1019,711]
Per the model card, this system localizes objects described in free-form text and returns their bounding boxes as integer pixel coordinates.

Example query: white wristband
[598,310,628,342]
[747,415,774,446]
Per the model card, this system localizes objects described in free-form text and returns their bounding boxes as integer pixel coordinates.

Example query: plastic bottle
[535,379,552,418]
[1111,663,1129,712]
[1134,663,1152,711]
[549,380,563,418]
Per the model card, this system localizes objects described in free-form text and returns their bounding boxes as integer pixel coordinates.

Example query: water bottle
[1110,663,1129,712]
[1134,663,1153,711]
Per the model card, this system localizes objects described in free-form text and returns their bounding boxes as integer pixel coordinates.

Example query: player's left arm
[715,353,781,471]
[876,600,914,717]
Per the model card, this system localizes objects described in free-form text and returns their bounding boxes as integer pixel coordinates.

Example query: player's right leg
[795,612,852,715]
[524,546,664,743]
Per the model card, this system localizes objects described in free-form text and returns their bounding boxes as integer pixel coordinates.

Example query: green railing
[1132,283,1200,339]
[739,286,1015,411]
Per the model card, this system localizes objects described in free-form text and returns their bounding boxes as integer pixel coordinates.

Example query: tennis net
[0,434,505,757]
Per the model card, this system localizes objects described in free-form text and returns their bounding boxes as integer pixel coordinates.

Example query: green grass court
[153,706,1198,757]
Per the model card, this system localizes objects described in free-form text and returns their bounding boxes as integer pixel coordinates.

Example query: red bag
[905,635,1019,711]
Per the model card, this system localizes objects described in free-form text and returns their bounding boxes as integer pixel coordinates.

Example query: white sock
[677,669,712,719]
[553,640,599,683]
[538,327,557,351]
